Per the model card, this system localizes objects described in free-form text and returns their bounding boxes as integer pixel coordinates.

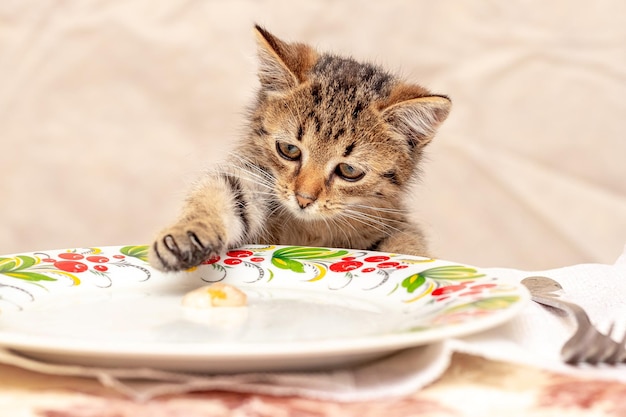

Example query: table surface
[2,353,625,417]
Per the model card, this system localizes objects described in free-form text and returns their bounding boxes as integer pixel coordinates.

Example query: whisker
[266,201,287,219]
[319,217,337,244]
[346,203,408,215]
[327,215,355,247]
[346,208,419,243]
[229,154,275,179]
[339,210,399,237]
[345,209,407,235]
[235,166,275,188]
[343,208,404,228]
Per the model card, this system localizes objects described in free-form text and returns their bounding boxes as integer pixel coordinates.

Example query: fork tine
[589,323,618,364]
[584,331,613,365]
[606,324,626,364]
[620,333,626,363]
[562,323,623,365]
[563,325,599,364]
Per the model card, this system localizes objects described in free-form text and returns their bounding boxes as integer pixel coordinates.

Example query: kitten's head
[246,26,450,220]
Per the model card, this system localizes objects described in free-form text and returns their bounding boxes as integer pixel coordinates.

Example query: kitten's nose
[295,193,316,209]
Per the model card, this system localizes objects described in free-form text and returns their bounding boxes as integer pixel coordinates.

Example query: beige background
[1,1,624,269]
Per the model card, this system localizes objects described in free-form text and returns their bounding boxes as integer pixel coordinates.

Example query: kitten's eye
[276,141,301,161]
[335,163,365,182]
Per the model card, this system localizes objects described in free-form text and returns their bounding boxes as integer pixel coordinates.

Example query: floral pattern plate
[0,244,529,373]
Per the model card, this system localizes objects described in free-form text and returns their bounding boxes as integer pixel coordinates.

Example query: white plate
[0,244,529,373]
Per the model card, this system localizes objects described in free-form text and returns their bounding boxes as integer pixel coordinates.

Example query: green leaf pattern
[271,246,349,273]
[120,245,149,262]
[0,255,56,282]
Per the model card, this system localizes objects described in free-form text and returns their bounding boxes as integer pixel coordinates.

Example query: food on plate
[181,282,247,308]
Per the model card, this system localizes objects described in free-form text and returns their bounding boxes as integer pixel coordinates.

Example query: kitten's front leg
[149,172,261,272]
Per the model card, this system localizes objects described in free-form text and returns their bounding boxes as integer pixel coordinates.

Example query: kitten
[149,25,451,272]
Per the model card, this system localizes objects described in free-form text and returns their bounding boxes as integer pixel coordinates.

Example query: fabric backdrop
[1,0,625,269]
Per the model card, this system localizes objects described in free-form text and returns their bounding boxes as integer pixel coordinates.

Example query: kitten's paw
[149,221,225,272]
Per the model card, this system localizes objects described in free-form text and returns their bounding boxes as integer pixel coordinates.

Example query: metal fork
[521,276,626,365]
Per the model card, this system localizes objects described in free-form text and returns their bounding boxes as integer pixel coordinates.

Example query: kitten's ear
[254,25,318,94]
[380,85,451,149]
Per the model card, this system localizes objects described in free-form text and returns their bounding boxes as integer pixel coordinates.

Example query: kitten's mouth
[291,203,319,219]
[285,197,325,220]
[277,189,332,220]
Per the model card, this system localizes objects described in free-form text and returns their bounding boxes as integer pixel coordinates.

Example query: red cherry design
[58,253,84,260]
[432,284,467,296]
[364,256,390,263]
[201,255,221,265]
[226,250,253,258]
[250,257,265,262]
[113,254,125,259]
[341,256,356,261]
[459,291,482,297]
[54,260,88,273]
[86,256,109,263]
[224,258,243,266]
[42,258,56,263]
[377,261,400,269]
[362,267,376,273]
[330,261,363,273]
[397,265,409,269]
[469,283,497,290]
[94,265,108,272]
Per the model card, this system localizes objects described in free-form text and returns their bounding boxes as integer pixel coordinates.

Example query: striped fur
[149,26,450,272]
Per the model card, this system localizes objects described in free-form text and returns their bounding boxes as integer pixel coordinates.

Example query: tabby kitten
[149,26,451,272]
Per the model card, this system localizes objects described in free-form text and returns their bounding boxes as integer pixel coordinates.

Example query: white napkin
[1,245,624,401]
[0,342,452,402]
[452,244,626,383]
